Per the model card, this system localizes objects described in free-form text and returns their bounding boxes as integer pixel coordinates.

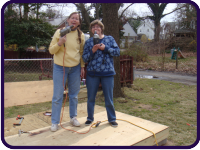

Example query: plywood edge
[5,125,51,140]
[133,127,169,146]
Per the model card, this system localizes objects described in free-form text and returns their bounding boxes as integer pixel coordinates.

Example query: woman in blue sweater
[82,20,120,127]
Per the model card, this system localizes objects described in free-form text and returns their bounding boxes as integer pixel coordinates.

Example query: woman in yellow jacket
[49,12,85,131]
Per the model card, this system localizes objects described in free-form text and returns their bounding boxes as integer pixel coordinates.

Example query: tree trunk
[95,3,100,19]
[79,3,90,28]
[18,4,22,20]
[7,4,12,11]
[36,3,39,20]
[102,3,124,98]
[23,3,29,20]
[154,20,161,42]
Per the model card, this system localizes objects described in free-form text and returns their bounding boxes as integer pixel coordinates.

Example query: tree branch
[161,5,186,18]
[116,3,122,10]
[118,3,134,20]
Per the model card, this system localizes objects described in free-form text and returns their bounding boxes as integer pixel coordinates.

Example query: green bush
[120,43,148,65]
[4,10,56,52]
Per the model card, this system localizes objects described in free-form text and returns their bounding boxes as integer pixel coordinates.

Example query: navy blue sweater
[82,35,120,77]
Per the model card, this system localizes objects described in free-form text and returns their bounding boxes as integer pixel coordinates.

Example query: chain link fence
[4,58,53,82]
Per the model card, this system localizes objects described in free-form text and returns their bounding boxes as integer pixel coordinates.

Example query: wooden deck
[4,80,87,108]
[4,103,169,146]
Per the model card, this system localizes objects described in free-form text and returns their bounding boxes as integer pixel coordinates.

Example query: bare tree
[92,3,101,19]
[102,3,124,98]
[73,3,135,98]
[175,3,197,29]
[73,3,91,29]
[146,3,186,42]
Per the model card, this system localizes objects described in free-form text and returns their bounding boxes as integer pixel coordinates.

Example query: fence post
[176,48,179,69]
[133,66,135,81]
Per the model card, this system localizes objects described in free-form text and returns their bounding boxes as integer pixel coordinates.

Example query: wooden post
[128,33,130,48]
[176,49,178,69]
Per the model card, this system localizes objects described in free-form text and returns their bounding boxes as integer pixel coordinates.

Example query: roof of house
[47,16,68,27]
[137,21,154,30]
[174,28,195,34]
[164,22,180,31]
[122,22,137,37]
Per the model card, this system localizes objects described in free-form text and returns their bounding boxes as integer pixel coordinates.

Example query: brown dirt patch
[133,104,159,111]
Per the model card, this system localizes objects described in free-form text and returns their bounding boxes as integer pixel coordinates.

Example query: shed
[174,28,195,38]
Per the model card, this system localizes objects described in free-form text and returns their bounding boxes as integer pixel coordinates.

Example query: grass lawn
[4,71,52,82]
[4,78,197,146]
[135,53,197,75]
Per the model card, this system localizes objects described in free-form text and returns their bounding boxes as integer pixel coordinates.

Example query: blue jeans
[86,75,116,122]
[51,63,81,124]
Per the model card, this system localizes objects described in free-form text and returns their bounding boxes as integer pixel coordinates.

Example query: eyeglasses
[92,26,101,29]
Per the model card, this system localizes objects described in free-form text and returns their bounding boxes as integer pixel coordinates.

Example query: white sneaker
[70,117,81,127]
[51,124,58,132]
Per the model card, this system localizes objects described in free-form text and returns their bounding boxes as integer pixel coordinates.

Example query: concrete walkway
[134,69,197,85]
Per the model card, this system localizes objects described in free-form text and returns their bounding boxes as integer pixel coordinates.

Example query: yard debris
[186,123,196,127]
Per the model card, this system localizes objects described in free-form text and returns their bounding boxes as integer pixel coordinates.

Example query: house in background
[174,28,196,38]
[160,22,180,39]
[137,21,154,40]
[47,16,90,41]
[120,22,137,48]
[47,16,68,29]
[161,20,196,39]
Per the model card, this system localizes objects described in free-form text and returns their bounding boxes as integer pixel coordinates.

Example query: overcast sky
[40,3,181,23]
[1,2,198,23]
[127,3,177,22]
[1,2,199,24]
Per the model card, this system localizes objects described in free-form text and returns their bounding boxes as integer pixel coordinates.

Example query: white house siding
[120,22,137,48]
[137,23,154,40]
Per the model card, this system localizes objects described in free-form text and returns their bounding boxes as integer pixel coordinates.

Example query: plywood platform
[4,103,169,146]
[4,80,87,107]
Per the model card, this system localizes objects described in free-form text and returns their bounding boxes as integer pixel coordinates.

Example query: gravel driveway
[134,69,197,85]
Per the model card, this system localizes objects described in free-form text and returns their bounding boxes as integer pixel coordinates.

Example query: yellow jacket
[49,29,85,67]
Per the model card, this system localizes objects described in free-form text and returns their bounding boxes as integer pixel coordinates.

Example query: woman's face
[91,24,102,35]
[67,13,80,29]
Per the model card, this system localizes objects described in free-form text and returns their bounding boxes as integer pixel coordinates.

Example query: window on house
[147,29,149,32]
[140,29,142,32]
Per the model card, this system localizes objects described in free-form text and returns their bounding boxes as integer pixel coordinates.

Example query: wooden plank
[5,110,169,146]
[130,56,133,83]
[134,129,169,146]
[4,80,54,107]
[4,103,106,137]
[123,61,126,81]
[4,114,50,137]
[120,61,123,81]
[127,59,130,81]
[4,81,87,108]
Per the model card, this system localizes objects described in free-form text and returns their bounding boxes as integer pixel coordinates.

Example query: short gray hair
[90,19,104,34]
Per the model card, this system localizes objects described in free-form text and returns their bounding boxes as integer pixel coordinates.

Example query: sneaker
[51,124,58,132]
[110,121,118,127]
[70,117,81,127]
[85,120,93,126]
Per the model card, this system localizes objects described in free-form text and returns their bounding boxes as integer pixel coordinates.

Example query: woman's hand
[80,67,85,78]
[98,43,105,51]
[92,45,99,53]
[58,35,66,46]
[92,43,105,53]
